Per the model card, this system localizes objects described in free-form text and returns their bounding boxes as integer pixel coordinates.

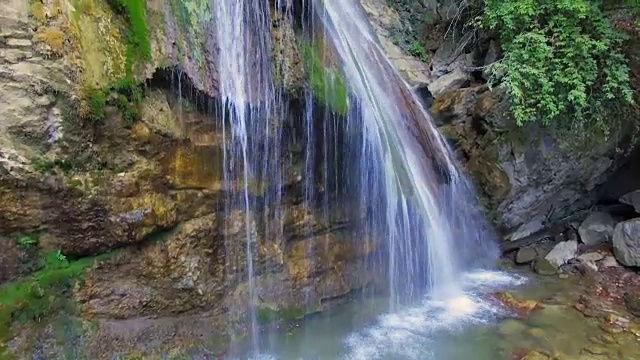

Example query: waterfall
[312,0,498,301]
[206,0,499,356]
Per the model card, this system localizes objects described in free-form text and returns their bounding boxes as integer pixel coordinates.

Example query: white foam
[344,270,527,360]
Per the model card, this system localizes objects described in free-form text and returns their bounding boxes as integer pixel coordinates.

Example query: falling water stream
[207,0,515,358]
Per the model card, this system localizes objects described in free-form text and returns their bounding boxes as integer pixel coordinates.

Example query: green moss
[107,0,150,62]
[256,305,307,325]
[85,87,107,123]
[112,82,143,127]
[31,156,80,175]
[0,252,112,341]
[301,42,349,116]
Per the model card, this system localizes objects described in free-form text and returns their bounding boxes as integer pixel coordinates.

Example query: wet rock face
[0,4,368,356]
[427,84,634,238]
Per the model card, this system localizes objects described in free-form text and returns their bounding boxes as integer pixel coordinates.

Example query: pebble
[582,346,606,355]
[527,327,546,339]
[600,322,624,334]
[600,334,618,344]
[578,252,605,263]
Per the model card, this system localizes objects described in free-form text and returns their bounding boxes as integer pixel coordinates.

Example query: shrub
[483,0,634,137]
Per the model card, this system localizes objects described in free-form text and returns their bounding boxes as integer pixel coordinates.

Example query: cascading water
[314,0,499,303]
[207,0,500,358]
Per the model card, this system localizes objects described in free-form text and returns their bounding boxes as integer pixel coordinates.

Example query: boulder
[515,247,538,264]
[612,219,640,266]
[544,240,578,268]
[533,258,557,275]
[620,190,640,213]
[427,67,471,97]
[578,212,617,245]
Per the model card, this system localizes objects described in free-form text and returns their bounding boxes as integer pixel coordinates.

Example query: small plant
[55,250,67,263]
[31,157,56,173]
[34,27,66,55]
[16,234,38,247]
[84,88,107,123]
[408,41,427,61]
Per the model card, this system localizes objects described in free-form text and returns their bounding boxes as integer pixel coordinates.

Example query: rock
[516,247,538,264]
[612,219,640,266]
[620,190,640,213]
[600,255,620,268]
[508,218,544,242]
[577,252,605,263]
[624,291,640,317]
[534,258,557,275]
[427,67,471,97]
[430,88,477,124]
[6,38,32,47]
[520,350,550,360]
[582,346,606,355]
[578,212,617,245]
[495,292,539,317]
[497,318,527,336]
[544,240,578,268]
[526,327,546,339]
[482,40,501,81]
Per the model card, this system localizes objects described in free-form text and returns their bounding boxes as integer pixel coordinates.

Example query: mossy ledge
[256,304,311,325]
[301,41,349,116]
[0,252,113,348]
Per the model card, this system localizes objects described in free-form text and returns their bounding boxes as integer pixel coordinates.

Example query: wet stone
[517,247,539,264]
[527,327,546,339]
[600,323,623,334]
[582,346,606,355]
[534,258,557,276]
[498,319,528,336]
[599,335,617,344]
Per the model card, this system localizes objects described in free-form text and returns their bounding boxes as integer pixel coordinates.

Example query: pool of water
[236,270,530,360]
[231,267,640,360]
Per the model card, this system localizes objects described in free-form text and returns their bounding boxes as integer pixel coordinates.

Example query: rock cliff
[0,1,373,358]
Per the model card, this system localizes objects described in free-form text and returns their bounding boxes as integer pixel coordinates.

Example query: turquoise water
[238,270,527,360]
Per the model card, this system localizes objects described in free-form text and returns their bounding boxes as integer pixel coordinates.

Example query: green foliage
[113,80,144,127]
[302,43,349,116]
[408,41,427,61]
[386,0,431,61]
[31,157,55,173]
[0,252,111,339]
[16,234,38,248]
[31,157,78,175]
[483,0,634,137]
[85,87,107,123]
